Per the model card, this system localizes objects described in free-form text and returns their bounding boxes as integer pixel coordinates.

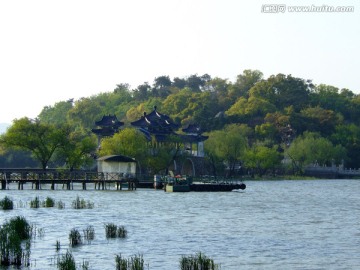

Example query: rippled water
[1,180,360,270]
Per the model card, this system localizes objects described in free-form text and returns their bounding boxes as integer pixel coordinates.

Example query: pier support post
[18,181,24,190]
[1,180,6,190]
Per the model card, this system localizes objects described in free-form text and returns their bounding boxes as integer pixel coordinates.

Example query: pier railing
[0,169,138,190]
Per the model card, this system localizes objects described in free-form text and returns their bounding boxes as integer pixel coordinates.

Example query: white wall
[97,161,136,175]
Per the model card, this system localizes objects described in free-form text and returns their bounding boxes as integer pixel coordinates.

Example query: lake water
[1,179,360,270]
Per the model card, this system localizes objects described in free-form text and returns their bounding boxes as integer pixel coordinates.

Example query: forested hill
[36,70,360,168]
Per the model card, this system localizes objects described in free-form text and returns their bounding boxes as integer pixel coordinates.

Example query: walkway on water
[0,169,141,191]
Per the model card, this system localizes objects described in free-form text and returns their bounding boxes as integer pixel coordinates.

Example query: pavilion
[130,106,208,157]
[91,114,124,145]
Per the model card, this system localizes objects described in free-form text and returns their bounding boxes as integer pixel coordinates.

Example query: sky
[0,0,359,124]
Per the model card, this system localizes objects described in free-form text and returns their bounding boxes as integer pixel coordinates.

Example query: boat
[163,174,246,192]
[164,175,191,192]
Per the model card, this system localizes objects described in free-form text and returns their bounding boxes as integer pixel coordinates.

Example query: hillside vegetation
[1,70,359,176]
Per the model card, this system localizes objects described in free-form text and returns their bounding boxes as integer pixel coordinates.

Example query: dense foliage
[1,70,359,175]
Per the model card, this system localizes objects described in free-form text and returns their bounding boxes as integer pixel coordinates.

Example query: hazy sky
[0,0,359,123]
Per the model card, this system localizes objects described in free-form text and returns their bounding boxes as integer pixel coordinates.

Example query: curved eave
[95,116,124,127]
[131,117,150,127]
[182,124,202,134]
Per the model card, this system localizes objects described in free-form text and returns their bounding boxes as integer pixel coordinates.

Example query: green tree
[286,132,347,174]
[226,96,276,119]
[331,124,360,168]
[204,124,250,177]
[38,99,73,125]
[56,129,97,171]
[146,144,178,175]
[172,77,187,89]
[186,74,210,92]
[152,75,172,98]
[205,77,233,111]
[230,69,263,99]
[133,82,151,101]
[300,106,341,136]
[0,118,68,170]
[67,97,103,129]
[243,144,282,176]
[99,128,148,165]
[249,74,312,111]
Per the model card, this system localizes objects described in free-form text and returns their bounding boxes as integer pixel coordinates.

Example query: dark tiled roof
[131,109,179,129]
[92,115,124,137]
[182,124,203,134]
[131,108,208,142]
[95,115,124,128]
[97,155,135,162]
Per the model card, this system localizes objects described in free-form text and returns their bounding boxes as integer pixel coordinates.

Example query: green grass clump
[0,216,32,267]
[57,200,65,209]
[69,229,82,247]
[83,225,95,242]
[117,226,127,238]
[0,196,13,210]
[115,254,145,270]
[105,223,117,238]
[57,250,76,270]
[72,196,94,209]
[105,223,127,239]
[30,196,40,208]
[180,252,220,270]
[43,197,55,207]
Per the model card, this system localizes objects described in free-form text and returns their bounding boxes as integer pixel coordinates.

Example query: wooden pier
[0,169,138,191]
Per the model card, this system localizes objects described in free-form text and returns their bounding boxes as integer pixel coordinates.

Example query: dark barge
[163,175,246,192]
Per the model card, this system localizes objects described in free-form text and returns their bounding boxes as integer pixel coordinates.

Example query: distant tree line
[0,70,359,177]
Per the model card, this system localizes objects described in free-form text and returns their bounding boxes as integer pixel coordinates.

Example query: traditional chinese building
[130,106,179,142]
[181,124,208,157]
[91,115,124,145]
[92,108,210,176]
[130,106,208,157]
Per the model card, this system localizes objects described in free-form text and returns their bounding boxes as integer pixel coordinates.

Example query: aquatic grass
[55,240,61,252]
[180,252,220,270]
[72,196,94,209]
[81,259,90,270]
[69,229,82,247]
[43,197,55,207]
[0,196,13,210]
[30,196,40,208]
[83,226,95,242]
[8,216,33,240]
[56,250,90,270]
[37,227,45,239]
[57,250,76,270]
[105,223,127,239]
[115,254,145,270]
[57,200,65,209]
[105,223,117,238]
[115,254,127,270]
[0,216,32,267]
[117,225,127,238]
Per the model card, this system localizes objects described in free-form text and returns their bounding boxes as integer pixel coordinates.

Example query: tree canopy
[1,69,359,175]
[0,118,69,169]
